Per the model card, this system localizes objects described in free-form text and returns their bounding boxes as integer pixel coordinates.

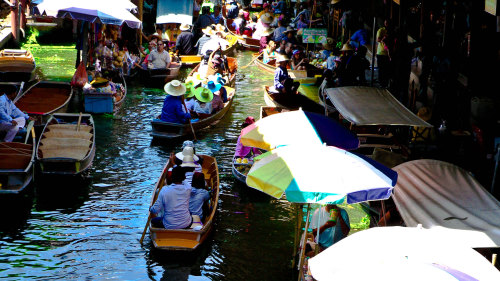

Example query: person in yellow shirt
[376,19,391,88]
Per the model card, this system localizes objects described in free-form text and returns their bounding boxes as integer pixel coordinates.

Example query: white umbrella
[308,226,500,281]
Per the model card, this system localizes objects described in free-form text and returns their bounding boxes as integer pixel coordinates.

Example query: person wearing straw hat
[183,77,198,113]
[149,165,193,229]
[195,26,214,55]
[175,23,195,55]
[193,87,214,116]
[259,26,275,53]
[160,80,192,124]
[336,43,355,86]
[274,54,300,95]
[320,37,335,59]
[257,2,272,19]
[283,26,298,45]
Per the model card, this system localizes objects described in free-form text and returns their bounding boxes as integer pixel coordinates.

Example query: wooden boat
[259,106,292,119]
[263,86,325,115]
[253,53,320,84]
[138,61,182,88]
[36,113,96,175]
[188,55,237,87]
[0,123,35,195]
[84,72,127,114]
[148,155,220,250]
[14,81,73,126]
[224,18,260,51]
[151,86,236,139]
[0,49,36,82]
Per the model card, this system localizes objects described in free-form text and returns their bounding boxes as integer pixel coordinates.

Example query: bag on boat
[71,62,88,88]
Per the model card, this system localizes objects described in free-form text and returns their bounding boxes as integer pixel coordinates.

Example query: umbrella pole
[292,204,303,268]
[297,204,311,281]
[380,200,387,226]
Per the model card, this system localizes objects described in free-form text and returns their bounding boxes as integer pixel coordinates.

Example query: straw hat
[180,23,190,31]
[194,87,214,103]
[276,54,289,63]
[151,32,162,40]
[417,106,432,122]
[261,27,274,37]
[322,37,335,51]
[340,43,354,52]
[164,80,186,96]
[181,140,195,150]
[283,26,296,34]
[90,77,109,88]
[206,80,222,93]
[202,26,214,36]
[260,13,274,24]
[214,24,226,32]
[176,146,200,164]
[184,78,195,98]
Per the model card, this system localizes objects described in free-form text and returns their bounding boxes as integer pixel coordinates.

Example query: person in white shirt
[148,42,171,69]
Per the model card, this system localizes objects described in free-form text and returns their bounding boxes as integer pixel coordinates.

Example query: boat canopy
[156,0,193,25]
[393,159,500,248]
[325,86,432,127]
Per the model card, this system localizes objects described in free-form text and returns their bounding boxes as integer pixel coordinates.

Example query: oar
[240,53,262,70]
[139,161,171,244]
[76,112,82,132]
[182,99,197,141]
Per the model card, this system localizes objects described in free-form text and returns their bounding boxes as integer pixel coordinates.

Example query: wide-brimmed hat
[322,37,335,51]
[340,43,354,52]
[164,80,186,96]
[208,73,226,86]
[181,140,195,150]
[283,26,296,34]
[206,80,222,93]
[260,13,274,24]
[417,106,432,122]
[184,78,195,98]
[194,87,214,103]
[276,54,289,63]
[261,27,274,36]
[151,32,162,40]
[90,77,109,88]
[214,24,225,32]
[176,146,200,164]
[202,26,214,36]
[180,23,190,31]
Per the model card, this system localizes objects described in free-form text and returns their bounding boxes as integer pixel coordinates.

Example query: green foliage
[23,27,40,46]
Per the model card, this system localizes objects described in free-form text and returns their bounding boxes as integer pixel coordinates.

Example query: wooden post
[291,204,303,268]
[138,0,143,46]
[10,0,19,43]
[370,16,376,86]
[21,0,27,29]
[297,204,311,281]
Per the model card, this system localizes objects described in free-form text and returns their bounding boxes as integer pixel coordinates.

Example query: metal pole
[370,16,376,86]
[297,204,311,281]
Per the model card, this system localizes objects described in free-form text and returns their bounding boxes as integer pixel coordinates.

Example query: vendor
[234,116,262,158]
[160,80,192,124]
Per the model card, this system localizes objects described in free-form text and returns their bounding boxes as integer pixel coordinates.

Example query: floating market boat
[259,106,292,119]
[224,18,260,52]
[0,49,36,82]
[253,53,320,84]
[0,122,36,195]
[14,81,73,126]
[187,55,237,87]
[179,34,239,67]
[138,61,182,88]
[37,113,96,176]
[263,86,325,114]
[151,86,235,139]
[84,72,127,114]
[148,155,220,251]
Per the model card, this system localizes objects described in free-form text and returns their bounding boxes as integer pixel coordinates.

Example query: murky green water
[0,44,368,280]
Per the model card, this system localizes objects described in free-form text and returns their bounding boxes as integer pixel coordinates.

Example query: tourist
[0,93,31,142]
[195,6,215,36]
[150,166,193,229]
[263,40,277,63]
[189,172,210,220]
[175,24,195,55]
[160,80,192,124]
[291,49,308,70]
[148,42,171,69]
[376,19,392,88]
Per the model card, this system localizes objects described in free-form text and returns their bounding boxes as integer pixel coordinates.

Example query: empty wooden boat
[14,81,73,125]
[148,155,220,251]
[37,113,95,175]
[0,49,36,82]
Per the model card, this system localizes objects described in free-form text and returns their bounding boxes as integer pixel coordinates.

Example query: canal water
[0,44,368,280]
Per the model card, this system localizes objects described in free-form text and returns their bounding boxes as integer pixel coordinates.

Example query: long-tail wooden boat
[36,113,96,175]
[187,56,237,88]
[148,155,220,251]
[253,53,320,84]
[224,18,260,52]
[151,86,236,139]
[84,71,127,114]
[0,123,36,195]
[14,81,73,126]
[0,49,36,82]
[138,61,182,88]
[263,86,325,114]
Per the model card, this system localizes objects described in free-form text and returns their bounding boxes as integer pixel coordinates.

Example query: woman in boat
[263,41,277,64]
[291,49,308,71]
[274,54,300,95]
[0,93,30,142]
[235,116,262,158]
[160,80,192,124]
[189,172,210,220]
[150,166,193,229]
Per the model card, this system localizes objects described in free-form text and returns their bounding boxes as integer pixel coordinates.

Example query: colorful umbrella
[308,226,500,281]
[245,144,397,204]
[240,109,359,151]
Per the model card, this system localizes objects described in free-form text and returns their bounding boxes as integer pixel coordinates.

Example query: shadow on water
[34,175,91,213]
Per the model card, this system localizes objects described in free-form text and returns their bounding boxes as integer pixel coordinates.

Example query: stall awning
[156,0,193,25]
[325,86,432,127]
[393,159,500,248]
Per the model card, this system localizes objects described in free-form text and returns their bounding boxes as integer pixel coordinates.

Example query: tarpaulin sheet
[393,159,500,248]
[156,0,193,25]
[325,86,432,127]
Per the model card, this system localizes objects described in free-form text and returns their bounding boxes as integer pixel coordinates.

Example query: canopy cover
[393,159,500,248]
[156,0,194,25]
[325,86,432,127]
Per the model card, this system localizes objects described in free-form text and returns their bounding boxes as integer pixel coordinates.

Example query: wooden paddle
[77,112,82,132]
[240,52,262,70]
[182,99,197,141]
[139,159,172,244]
